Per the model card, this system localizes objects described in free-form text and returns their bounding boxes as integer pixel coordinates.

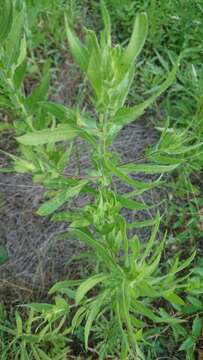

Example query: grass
[0,0,203,359]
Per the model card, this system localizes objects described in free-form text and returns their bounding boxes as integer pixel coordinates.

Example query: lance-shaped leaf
[127,218,156,229]
[15,35,27,69]
[141,212,160,262]
[86,30,102,98]
[37,180,88,216]
[104,158,162,194]
[26,63,50,113]
[119,163,180,174]
[0,0,13,44]
[39,101,76,122]
[132,300,160,322]
[76,273,109,305]
[5,6,24,67]
[109,58,180,135]
[122,12,148,66]
[84,290,109,349]
[16,125,78,145]
[117,195,148,210]
[163,291,185,306]
[65,16,89,72]
[100,0,111,47]
[70,228,118,269]
[13,59,27,89]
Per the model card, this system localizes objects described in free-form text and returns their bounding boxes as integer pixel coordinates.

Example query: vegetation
[0,0,202,359]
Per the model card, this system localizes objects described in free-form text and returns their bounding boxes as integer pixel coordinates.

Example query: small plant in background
[0,298,70,359]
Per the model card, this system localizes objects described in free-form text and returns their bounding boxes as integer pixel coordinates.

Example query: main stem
[97,112,109,225]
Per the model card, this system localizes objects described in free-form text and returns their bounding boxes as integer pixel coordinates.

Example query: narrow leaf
[110,58,180,132]
[179,337,194,351]
[71,228,117,269]
[122,12,148,65]
[192,316,202,338]
[120,163,179,174]
[39,101,75,122]
[163,291,185,306]
[37,180,88,216]
[65,16,89,71]
[0,0,13,44]
[16,125,78,146]
[85,291,108,349]
[117,195,148,210]
[100,1,111,46]
[141,212,160,261]
[76,274,108,305]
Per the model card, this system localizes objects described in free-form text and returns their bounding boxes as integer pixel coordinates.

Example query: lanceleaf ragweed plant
[1,1,201,359]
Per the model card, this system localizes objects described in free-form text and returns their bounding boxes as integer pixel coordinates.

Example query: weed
[0,1,202,359]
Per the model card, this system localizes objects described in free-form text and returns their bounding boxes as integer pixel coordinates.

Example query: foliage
[0,0,202,359]
[0,298,70,359]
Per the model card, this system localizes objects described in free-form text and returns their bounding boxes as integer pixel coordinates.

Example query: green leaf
[171,323,187,341]
[0,0,13,44]
[137,282,158,298]
[86,31,102,98]
[117,195,148,210]
[71,228,118,269]
[110,57,180,133]
[30,344,41,360]
[141,212,160,261]
[134,328,143,341]
[16,35,27,69]
[133,301,159,322]
[5,7,24,67]
[176,252,196,273]
[187,296,202,308]
[191,267,203,277]
[122,12,148,65]
[20,347,29,360]
[163,291,185,306]
[192,316,202,338]
[34,348,52,360]
[21,335,38,344]
[26,67,50,113]
[37,180,88,216]
[84,290,108,349]
[159,308,183,324]
[100,1,111,46]
[49,279,81,296]
[120,163,179,174]
[105,158,161,194]
[13,59,27,89]
[120,281,134,340]
[179,336,194,351]
[65,16,89,72]
[127,218,156,229]
[16,125,78,146]
[24,303,53,312]
[0,324,16,335]
[120,333,129,360]
[39,101,75,122]
[0,246,8,265]
[76,274,108,305]
[15,311,23,336]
